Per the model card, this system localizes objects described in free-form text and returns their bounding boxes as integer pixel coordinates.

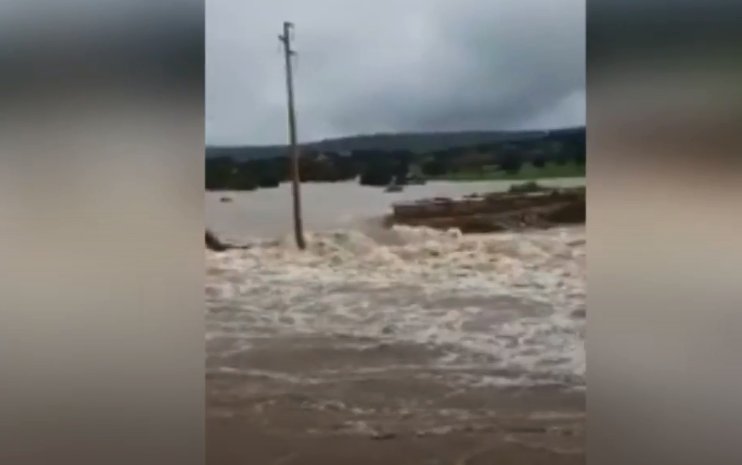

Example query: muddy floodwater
[206,180,585,464]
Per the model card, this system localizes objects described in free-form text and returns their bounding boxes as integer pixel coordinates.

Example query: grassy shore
[434,162,585,181]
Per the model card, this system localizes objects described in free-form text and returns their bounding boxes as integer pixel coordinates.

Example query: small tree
[497,151,524,175]
[205,157,236,191]
[554,150,570,166]
[231,165,258,190]
[532,154,547,168]
[421,158,447,176]
[572,137,586,165]
[359,157,395,186]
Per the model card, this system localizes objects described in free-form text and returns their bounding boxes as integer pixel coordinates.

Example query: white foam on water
[206,225,586,389]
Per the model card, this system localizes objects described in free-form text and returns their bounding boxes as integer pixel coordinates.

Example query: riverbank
[387,185,585,233]
[432,163,585,182]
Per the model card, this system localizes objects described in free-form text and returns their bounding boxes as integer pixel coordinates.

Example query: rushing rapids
[206,224,586,391]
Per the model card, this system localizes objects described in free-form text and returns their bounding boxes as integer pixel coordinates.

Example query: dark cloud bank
[207,0,585,145]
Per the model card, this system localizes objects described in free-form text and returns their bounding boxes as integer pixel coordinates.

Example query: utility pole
[279,21,306,250]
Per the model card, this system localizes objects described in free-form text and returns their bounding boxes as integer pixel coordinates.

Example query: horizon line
[206,125,585,148]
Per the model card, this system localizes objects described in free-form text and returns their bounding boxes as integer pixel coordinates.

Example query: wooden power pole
[279,21,306,250]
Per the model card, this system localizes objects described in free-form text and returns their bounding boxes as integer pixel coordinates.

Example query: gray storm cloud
[206,0,585,145]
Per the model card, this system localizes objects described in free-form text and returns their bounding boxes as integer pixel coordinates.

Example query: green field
[434,162,585,181]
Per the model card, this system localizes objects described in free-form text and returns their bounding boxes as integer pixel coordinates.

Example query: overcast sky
[206,0,585,146]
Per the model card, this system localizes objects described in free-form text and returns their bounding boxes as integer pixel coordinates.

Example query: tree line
[205,133,586,190]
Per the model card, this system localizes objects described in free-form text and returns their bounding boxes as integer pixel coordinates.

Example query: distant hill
[206,127,585,161]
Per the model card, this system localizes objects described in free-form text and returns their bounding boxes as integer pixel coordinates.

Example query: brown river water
[206,179,585,464]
